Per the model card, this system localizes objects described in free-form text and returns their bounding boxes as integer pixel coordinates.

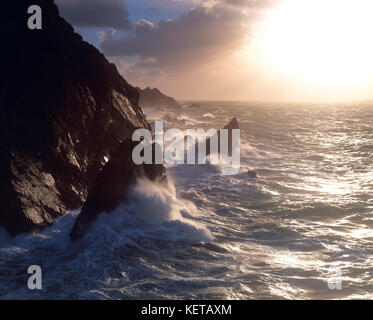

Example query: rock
[224,117,239,131]
[205,117,240,157]
[0,0,158,236]
[137,87,180,109]
[70,140,166,241]
[189,103,201,109]
[247,170,258,178]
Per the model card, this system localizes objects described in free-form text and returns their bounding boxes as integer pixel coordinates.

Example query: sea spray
[88,178,213,244]
[0,178,213,299]
[2,102,373,299]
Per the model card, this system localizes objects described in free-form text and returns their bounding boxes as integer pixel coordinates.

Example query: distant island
[137,87,181,109]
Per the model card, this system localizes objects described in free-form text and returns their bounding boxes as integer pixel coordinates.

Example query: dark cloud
[100,1,253,70]
[99,0,279,99]
[56,0,131,30]
[225,0,278,7]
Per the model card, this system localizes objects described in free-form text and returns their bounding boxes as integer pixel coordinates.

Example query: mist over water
[1,102,373,299]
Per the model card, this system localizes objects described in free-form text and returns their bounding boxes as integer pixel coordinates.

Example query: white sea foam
[88,178,213,244]
[203,113,215,119]
[1,102,373,300]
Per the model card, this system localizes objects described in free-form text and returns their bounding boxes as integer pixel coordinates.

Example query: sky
[55,0,373,102]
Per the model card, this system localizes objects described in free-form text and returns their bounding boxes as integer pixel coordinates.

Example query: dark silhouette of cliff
[0,0,164,236]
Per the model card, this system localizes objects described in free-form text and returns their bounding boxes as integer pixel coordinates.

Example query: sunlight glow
[254,0,373,95]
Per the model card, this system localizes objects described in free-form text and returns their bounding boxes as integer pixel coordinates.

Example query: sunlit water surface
[1,102,373,299]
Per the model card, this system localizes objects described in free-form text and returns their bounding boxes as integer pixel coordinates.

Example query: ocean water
[1,102,373,300]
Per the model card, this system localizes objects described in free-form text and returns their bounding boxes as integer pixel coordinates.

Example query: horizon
[55,0,373,103]
[168,96,373,105]
[3,0,373,302]
[176,98,373,104]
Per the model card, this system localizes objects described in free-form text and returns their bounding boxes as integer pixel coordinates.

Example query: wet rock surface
[0,0,162,236]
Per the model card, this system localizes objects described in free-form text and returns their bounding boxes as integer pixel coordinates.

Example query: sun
[254,0,373,96]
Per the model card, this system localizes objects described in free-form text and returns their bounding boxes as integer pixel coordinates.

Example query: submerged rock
[0,1,160,236]
[247,170,258,178]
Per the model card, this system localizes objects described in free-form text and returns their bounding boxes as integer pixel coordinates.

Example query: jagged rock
[247,170,258,178]
[224,117,239,130]
[0,0,159,236]
[205,117,240,156]
[137,87,180,109]
[71,140,166,241]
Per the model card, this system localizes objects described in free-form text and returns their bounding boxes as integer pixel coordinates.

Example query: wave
[0,179,212,249]
[0,178,213,299]
[86,178,213,244]
[202,113,215,119]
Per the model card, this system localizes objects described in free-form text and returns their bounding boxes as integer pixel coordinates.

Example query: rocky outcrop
[223,117,239,131]
[189,103,201,109]
[205,117,240,156]
[0,0,162,236]
[71,140,166,241]
[137,87,180,109]
[247,170,258,178]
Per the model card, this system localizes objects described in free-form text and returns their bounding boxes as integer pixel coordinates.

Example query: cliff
[0,0,163,236]
[137,87,181,109]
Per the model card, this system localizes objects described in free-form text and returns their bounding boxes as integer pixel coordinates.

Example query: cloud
[224,0,278,7]
[56,0,131,30]
[98,0,275,98]
[100,1,253,68]
[147,6,161,13]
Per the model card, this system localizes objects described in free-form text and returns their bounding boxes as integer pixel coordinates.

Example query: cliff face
[137,87,181,109]
[0,0,159,236]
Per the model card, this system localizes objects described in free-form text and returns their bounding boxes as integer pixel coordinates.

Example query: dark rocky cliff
[137,87,181,109]
[0,0,162,236]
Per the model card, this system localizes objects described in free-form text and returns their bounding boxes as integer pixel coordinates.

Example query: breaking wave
[0,178,212,299]
[2,102,373,299]
[87,178,213,243]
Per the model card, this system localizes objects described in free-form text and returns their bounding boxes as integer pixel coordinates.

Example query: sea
[1,101,373,299]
